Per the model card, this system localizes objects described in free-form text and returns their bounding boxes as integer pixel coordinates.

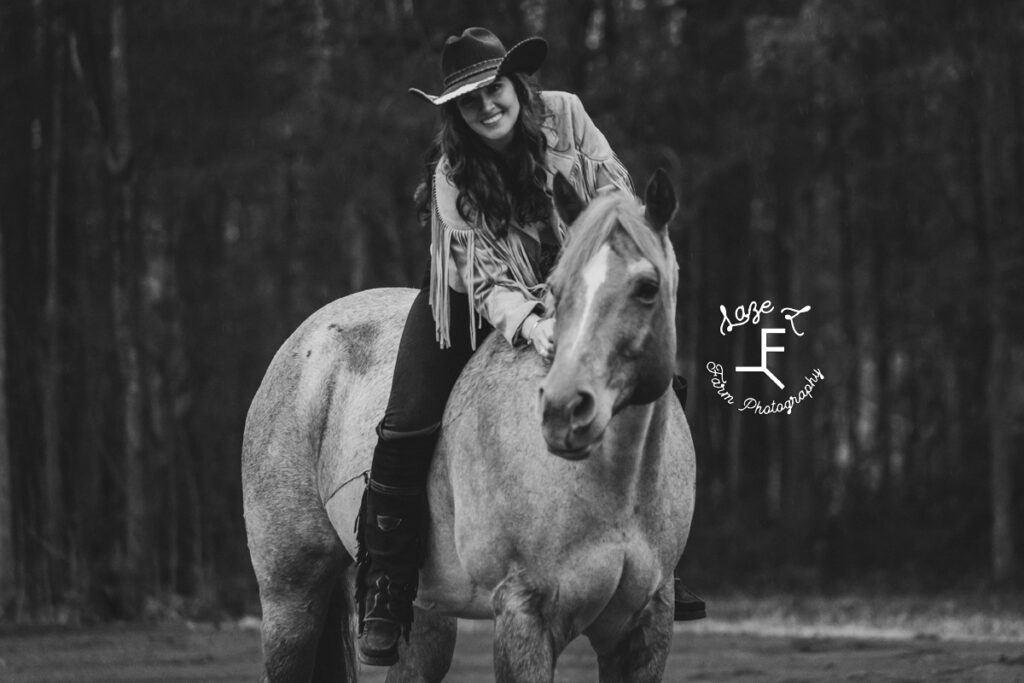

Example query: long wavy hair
[414,73,551,238]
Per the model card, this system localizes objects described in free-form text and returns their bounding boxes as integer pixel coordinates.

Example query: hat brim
[409,36,547,106]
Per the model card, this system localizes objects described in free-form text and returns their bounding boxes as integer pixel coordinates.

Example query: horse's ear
[644,168,677,234]
[553,172,585,226]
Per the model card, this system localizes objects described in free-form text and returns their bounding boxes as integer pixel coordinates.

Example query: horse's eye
[633,278,659,304]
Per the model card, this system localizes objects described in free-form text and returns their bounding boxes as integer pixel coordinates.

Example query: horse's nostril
[570,390,596,426]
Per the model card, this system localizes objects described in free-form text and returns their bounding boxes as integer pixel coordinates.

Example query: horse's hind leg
[248,486,351,682]
[385,608,457,683]
[590,584,674,683]
[312,568,356,682]
[256,550,349,682]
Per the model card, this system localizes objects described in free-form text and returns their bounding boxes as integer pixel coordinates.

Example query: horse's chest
[608,539,665,598]
[551,533,667,607]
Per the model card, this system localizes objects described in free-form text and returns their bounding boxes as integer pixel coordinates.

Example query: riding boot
[673,577,707,621]
[356,429,436,667]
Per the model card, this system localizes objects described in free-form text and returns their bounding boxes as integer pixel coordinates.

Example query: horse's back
[242,287,415,543]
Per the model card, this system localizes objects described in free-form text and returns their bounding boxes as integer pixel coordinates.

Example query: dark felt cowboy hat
[409,27,547,106]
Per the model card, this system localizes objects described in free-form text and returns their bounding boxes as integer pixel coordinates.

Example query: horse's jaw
[544,433,602,460]
[540,413,609,461]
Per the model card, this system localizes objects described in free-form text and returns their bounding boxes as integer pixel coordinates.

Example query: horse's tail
[312,564,356,682]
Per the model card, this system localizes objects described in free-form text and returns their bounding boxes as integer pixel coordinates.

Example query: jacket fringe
[429,184,467,350]
[429,180,547,349]
[572,149,635,202]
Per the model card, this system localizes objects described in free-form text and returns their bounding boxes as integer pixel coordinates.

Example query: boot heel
[673,578,706,621]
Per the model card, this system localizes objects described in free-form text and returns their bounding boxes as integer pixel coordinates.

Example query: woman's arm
[429,165,546,349]
[448,235,544,346]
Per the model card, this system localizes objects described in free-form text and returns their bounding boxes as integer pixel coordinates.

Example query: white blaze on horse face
[566,243,612,358]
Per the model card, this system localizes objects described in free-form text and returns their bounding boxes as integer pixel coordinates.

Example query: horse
[242,169,696,682]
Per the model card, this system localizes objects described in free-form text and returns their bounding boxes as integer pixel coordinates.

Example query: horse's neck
[594,395,670,503]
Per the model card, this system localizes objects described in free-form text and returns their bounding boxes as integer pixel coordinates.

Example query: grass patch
[687,591,1024,642]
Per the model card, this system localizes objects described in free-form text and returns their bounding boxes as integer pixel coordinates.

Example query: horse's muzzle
[538,382,608,460]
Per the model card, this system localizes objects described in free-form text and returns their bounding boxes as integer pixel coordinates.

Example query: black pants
[371,286,493,485]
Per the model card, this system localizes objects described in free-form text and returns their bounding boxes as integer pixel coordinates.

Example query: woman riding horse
[357,27,704,666]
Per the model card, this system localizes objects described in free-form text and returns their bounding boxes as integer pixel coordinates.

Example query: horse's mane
[548,190,678,308]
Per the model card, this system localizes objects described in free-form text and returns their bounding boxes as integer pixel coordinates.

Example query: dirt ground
[1,620,1022,682]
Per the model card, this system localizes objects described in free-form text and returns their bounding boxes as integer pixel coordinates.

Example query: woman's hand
[524,316,556,360]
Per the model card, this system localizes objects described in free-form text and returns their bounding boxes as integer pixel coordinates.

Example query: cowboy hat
[409,27,547,105]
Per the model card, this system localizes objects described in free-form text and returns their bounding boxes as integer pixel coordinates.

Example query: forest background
[0,0,1021,621]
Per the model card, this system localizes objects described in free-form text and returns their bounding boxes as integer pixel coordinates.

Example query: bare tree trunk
[834,130,859,489]
[978,38,1018,584]
[988,327,1014,583]
[168,306,195,595]
[311,0,331,107]
[107,0,145,608]
[279,153,297,331]
[548,0,595,92]
[41,5,66,598]
[346,201,368,292]
[142,210,176,594]
[505,0,526,36]
[873,219,891,504]
[777,179,810,557]
[21,0,49,615]
[601,0,619,64]
[861,47,888,505]
[0,220,13,616]
[187,440,204,598]
[726,262,748,510]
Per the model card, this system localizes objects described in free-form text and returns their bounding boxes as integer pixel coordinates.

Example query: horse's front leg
[384,607,457,683]
[590,582,674,683]
[491,569,564,683]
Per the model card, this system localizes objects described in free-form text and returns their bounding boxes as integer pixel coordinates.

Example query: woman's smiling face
[456,77,521,152]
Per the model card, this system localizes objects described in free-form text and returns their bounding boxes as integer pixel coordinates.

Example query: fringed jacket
[429,90,634,349]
